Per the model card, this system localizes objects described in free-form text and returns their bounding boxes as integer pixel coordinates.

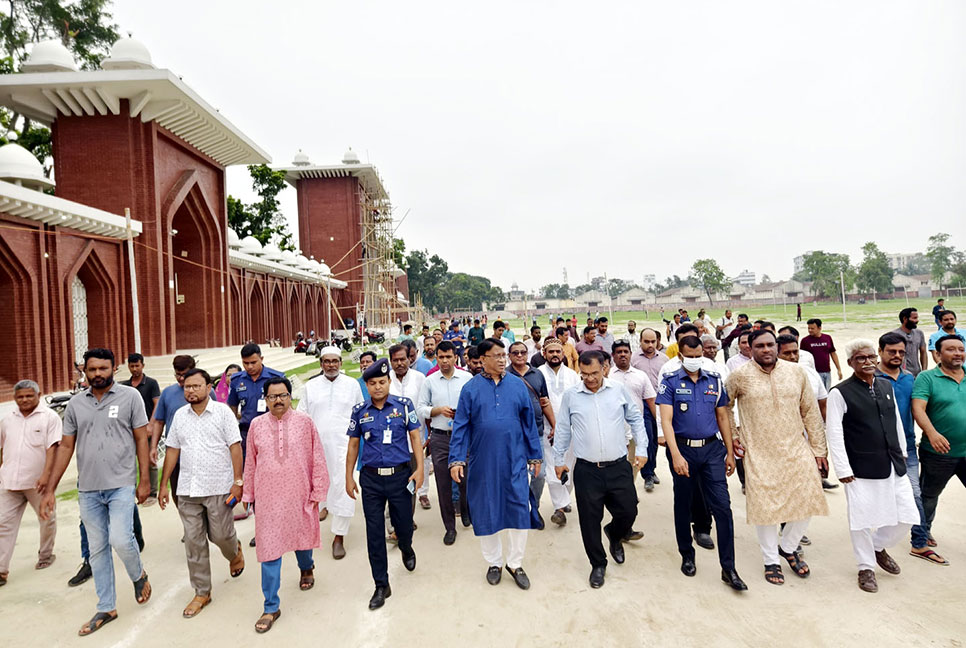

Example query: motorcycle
[46,392,76,418]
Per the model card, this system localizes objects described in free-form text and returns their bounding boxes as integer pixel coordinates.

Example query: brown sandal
[299,568,314,591]
[875,549,900,575]
[858,569,877,593]
[36,554,56,570]
[255,610,281,633]
[229,541,245,577]
[182,594,211,618]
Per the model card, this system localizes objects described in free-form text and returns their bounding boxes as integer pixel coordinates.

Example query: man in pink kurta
[242,377,328,634]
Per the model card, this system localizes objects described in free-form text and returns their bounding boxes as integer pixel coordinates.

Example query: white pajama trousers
[543,434,573,510]
[331,514,351,537]
[850,523,910,571]
[756,518,810,565]
[480,529,527,569]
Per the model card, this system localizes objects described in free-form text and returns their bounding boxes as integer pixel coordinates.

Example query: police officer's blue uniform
[227,365,284,459]
[656,367,737,572]
[348,364,420,600]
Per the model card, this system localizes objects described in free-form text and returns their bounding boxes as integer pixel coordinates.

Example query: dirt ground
[4,450,965,647]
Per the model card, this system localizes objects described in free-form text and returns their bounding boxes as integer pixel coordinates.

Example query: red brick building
[0,39,347,400]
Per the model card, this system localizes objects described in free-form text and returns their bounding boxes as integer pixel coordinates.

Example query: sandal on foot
[875,549,901,575]
[255,610,281,633]
[78,611,117,636]
[182,594,211,618]
[764,564,784,585]
[229,541,245,577]
[778,548,810,578]
[134,572,152,604]
[299,568,315,591]
[858,569,878,593]
[36,554,56,570]
[909,548,949,566]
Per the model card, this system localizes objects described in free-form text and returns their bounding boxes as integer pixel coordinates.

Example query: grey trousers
[177,494,239,595]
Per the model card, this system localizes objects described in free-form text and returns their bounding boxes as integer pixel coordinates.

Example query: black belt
[576,456,627,468]
[678,437,719,448]
[362,462,410,476]
[431,427,452,436]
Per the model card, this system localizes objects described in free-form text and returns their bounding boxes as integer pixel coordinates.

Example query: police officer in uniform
[656,336,747,591]
[346,359,423,610]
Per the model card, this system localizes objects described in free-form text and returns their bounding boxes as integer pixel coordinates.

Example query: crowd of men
[0,298,964,636]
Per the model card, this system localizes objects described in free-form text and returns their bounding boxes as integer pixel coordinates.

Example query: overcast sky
[114,0,966,292]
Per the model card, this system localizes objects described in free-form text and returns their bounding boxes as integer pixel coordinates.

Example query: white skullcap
[319,346,342,358]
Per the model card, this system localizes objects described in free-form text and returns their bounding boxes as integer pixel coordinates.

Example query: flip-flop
[134,572,152,604]
[926,537,938,548]
[909,549,949,566]
[35,555,56,570]
[78,612,116,636]
[299,569,315,591]
[229,541,245,577]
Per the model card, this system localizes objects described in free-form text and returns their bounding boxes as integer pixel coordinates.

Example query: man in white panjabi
[297,347,364,559]
[826,339,919,593]
[535,338,580,526]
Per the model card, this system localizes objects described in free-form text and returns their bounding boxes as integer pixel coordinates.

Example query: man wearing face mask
[658,336,745,590]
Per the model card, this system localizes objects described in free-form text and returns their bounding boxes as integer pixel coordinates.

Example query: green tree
[227,164,295,250]
[0,0,120,170]
[654,275,688,294]
[606,278,640,298]
[404,248,449,311]
[855,242,894,297]
[688,259,730,305]
[391,238,406,269]
[800,251,855,301]
[926,233,956,288]
[540,283,562,299]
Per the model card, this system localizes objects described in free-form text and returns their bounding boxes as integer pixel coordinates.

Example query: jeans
[260,550,313,613]
[78,487,144,613]
[919,450,966,536]
[80,506,143,560]
[905,451,930,549]
[640,408,658,478]
[818,372,831,389]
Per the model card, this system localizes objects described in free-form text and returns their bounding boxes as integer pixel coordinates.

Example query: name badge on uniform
[256,398,267,413]
[680,403,689,412]
[383,428,393,444]
[675,388,692,395]
[108,405,119,419]
[360,415,375,424]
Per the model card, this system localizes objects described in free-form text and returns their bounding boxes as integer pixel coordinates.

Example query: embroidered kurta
[242,409,329,562]
[449,372,543,535]
[725,359,829,525]
[826,388,920,531]
[297,373,364,519]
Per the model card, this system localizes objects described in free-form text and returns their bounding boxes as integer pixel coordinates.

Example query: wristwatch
[234,479,244,487]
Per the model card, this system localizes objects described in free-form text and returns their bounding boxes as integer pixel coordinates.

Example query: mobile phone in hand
[560,470,569,485]
[225,495,238,507]
[406,479,415,495]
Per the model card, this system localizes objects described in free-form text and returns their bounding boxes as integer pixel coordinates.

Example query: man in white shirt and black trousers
[553,350,648,589]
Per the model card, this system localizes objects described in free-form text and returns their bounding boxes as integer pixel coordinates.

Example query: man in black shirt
[121,353,161,501]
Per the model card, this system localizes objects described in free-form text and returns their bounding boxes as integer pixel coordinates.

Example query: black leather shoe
[721,568,748,591]
[822,479,839,490]
[535,512,545,531]
[368,585,392,609]
[402,549,416,572]
[622,530,644,542]
[681,559,697,577]
[68,561,92,587]
[589,566,606,589]
[462,514,472,528]
[486,566,502,585]
[609,537,626,564]
[694,532,715,550]
[505,565,530,590]
[249,537,256,547]
[443,530,457,545]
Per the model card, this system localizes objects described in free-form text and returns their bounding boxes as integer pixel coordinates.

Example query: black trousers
[574,459,638,568]
[690,472,712,535]
[361,468,414,586]
[429,431,469,532]
[667,441,735,570]
[640,409,658,478]
[919,451,966,535]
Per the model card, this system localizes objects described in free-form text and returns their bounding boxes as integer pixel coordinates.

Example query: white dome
[317,263,331,276]
[279,250,299,266]
[22,40,77,73]
[0,143,54,190]
[292,150,311,166]
[342,148,360,165]
[296,255,314,270]
[101,37,155,70]
[261,243,282,261]
[226,229,241,248]
[239,235,262,254]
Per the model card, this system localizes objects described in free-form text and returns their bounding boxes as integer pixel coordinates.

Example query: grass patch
[57,488,78,501]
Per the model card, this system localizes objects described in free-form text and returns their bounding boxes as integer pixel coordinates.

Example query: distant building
[793,252,815,275]
[733,269,756,287]
[507,281,525,301]
[885,252,924,272]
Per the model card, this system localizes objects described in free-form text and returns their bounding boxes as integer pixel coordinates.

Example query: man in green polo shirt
[912,334,966,556]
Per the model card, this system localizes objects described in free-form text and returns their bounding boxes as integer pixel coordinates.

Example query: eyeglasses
[852,355,877,364]
[509,350,528,356]
[265,393,291,402]
[484,353,507,360]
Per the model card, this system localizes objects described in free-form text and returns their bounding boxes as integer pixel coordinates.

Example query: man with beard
[621,320,640,354]
[827,340,919,593]
[40,348,152,636]
[536,338,580,526]
[465,346,484,375]
[298,347,365,559]
[725,331,828,586]
[158,369,245,617]
[120,353,160,502]
[449,340,542,589]
[595,317,615,352]
[524,325,544,364]
[891,308,928,377]
[556,326,580,369]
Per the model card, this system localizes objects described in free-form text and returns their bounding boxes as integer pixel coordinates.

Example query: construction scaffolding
[357,177,397,330]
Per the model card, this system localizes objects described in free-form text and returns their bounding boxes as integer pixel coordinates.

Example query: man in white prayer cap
[297,347,364,559]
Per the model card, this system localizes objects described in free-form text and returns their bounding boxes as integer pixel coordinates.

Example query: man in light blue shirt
[416,341,472,544]
[553,349,646,589]
[927,310,966,365]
